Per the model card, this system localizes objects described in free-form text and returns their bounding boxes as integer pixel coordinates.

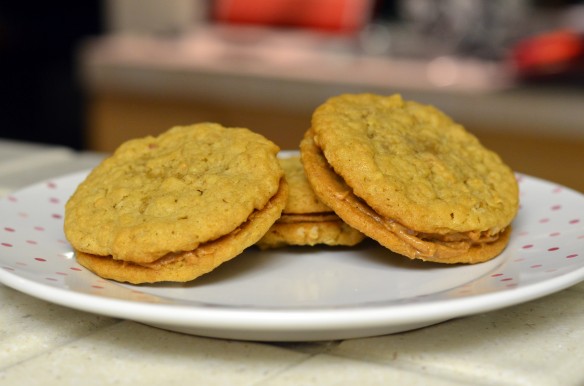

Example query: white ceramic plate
[1,171,583,341]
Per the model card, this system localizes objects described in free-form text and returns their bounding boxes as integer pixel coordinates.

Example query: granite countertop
[2,139,584,386]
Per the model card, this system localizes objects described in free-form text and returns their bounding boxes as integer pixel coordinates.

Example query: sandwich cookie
[65,123,288,283]
[257,155,365,249]
[300,93,519,264]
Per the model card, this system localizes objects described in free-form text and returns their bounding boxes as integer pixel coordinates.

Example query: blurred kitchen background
[0,0,583,190]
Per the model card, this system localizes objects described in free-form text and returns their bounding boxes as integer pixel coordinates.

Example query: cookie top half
[279,156,331,214]
[310,93,519,234]
[65,123,283,263]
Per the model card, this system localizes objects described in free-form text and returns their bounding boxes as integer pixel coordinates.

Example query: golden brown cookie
[257,155,364,249]
[300,94,519,264]
[65,123,288,283]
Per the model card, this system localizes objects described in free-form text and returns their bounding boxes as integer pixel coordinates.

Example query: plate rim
[3,258,584,331]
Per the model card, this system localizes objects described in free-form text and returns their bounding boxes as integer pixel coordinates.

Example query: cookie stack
[64,94,519,284]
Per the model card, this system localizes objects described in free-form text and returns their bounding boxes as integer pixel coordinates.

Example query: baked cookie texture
[300,93,519,264]
[257,155,365,249]
[65,123,287,283]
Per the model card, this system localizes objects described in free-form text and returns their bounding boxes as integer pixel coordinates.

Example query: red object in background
[511,30,584,77]
[213,0,373,34]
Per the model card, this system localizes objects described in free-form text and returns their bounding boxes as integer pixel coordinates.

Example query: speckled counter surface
[2,139,584,386]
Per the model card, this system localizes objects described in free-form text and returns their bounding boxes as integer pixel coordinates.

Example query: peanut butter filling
[276,213,340,224]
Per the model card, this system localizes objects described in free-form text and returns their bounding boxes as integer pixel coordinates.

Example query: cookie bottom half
[256,215,365,250]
